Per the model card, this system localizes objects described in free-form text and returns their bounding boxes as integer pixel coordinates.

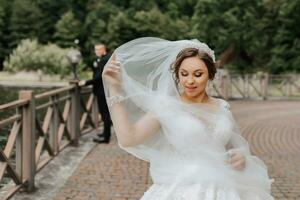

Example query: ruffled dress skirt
[141,183,271,200]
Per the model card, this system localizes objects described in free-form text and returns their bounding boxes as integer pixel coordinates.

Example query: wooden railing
[208,71,300,100]
[0,80,100,199]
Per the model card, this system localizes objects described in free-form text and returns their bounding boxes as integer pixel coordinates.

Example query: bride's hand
[227,151,246,171]
[102,53,122,91]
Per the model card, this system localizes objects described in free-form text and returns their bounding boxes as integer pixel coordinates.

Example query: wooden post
[15,108,22,184]
[262,73,269,100]
[221,70,230,100]
[67,104,72,141]
[19,90,35,192]
[91,94,100,128]
[245,74,249,98]
[287,74,292,98]
[49,95,59,155]
[69,80,80,146]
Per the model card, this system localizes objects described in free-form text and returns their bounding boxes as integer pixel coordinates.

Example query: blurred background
[1,0,300,103]
[0,0,299,75]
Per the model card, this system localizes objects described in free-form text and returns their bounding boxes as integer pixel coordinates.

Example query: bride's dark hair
[170,47,217,86]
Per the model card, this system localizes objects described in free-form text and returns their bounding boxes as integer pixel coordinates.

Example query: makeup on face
[178,57,209,97]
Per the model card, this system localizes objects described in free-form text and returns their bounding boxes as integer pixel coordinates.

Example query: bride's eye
[195,73,203,77]
[180,72,188,76]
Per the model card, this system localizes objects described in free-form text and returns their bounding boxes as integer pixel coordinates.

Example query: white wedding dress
[103,37,275,200]
[120,95,274,200]
[138,98,271,200]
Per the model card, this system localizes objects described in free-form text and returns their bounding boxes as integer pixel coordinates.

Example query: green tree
[8,0,42,48]
[83,1,120,65]
[0,0,299,74]
[84,0,192,64]
[153,0,197,17]
[53,10,82,48]
[191,0,300,73]
[191,0,268,73]
[34,0,67,43]
[3,38,74,76]
[132,7,190,40]
[267,0,300,73]
[0,0,11,70]
[67,0,88,21]
[84,1,120,48]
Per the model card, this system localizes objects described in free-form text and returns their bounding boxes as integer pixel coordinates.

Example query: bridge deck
[13,100,300,200]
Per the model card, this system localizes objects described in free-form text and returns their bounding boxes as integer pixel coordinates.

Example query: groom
[79,43,111,143]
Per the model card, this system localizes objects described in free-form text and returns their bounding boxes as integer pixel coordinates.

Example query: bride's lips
[185,86,197,91]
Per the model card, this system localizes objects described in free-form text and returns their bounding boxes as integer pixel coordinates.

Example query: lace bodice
[209,100,232,147]
[191,99,232,148]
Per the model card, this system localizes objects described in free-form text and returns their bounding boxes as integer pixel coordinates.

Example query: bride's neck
[181,91,209,104]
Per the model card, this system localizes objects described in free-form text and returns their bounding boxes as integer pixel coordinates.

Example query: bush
[4,38,82,77]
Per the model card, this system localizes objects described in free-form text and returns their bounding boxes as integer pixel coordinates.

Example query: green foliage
[3,39,74,76]
[83,1,190,51]
[266,0,300,73]
[0,0,10,70]
[191,0,300,73]
[54,10,82,48]
[8,0,42,48]
[133,7,190,40]
[34,0,67,43]
[81,1,120,66]
[191,0,266,73]
[0,0,299,74]
[83,1,120,51]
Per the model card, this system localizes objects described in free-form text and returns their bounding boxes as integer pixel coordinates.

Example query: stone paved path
[230,100,300,200]
[53,100,300,200]
[53,135,151,200]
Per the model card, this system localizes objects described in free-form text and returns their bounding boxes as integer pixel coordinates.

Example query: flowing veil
[103,37,274,199]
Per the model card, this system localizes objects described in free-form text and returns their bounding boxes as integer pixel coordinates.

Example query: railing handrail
[0,81,100,200]
[0,114,21,129]
[209,72,300,100]
[35,85,75,100]
[0,99,29,111]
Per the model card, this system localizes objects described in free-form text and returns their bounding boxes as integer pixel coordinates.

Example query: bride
[102,37,274,199]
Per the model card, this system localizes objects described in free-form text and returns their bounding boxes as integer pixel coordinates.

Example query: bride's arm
[109,87,161,147]
[224,109,246,171]
[102,53,161,147]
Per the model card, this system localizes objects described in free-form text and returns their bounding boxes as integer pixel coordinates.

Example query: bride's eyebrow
[179,69,188,72]
[194,69,204,72]
[180,68,203,72]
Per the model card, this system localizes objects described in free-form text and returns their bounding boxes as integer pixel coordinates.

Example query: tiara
[181,39,216,62]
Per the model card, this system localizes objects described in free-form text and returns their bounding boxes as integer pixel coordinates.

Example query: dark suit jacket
[85,53,110,96]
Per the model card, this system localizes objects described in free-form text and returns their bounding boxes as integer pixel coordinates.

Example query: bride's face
[178,56,209,98]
